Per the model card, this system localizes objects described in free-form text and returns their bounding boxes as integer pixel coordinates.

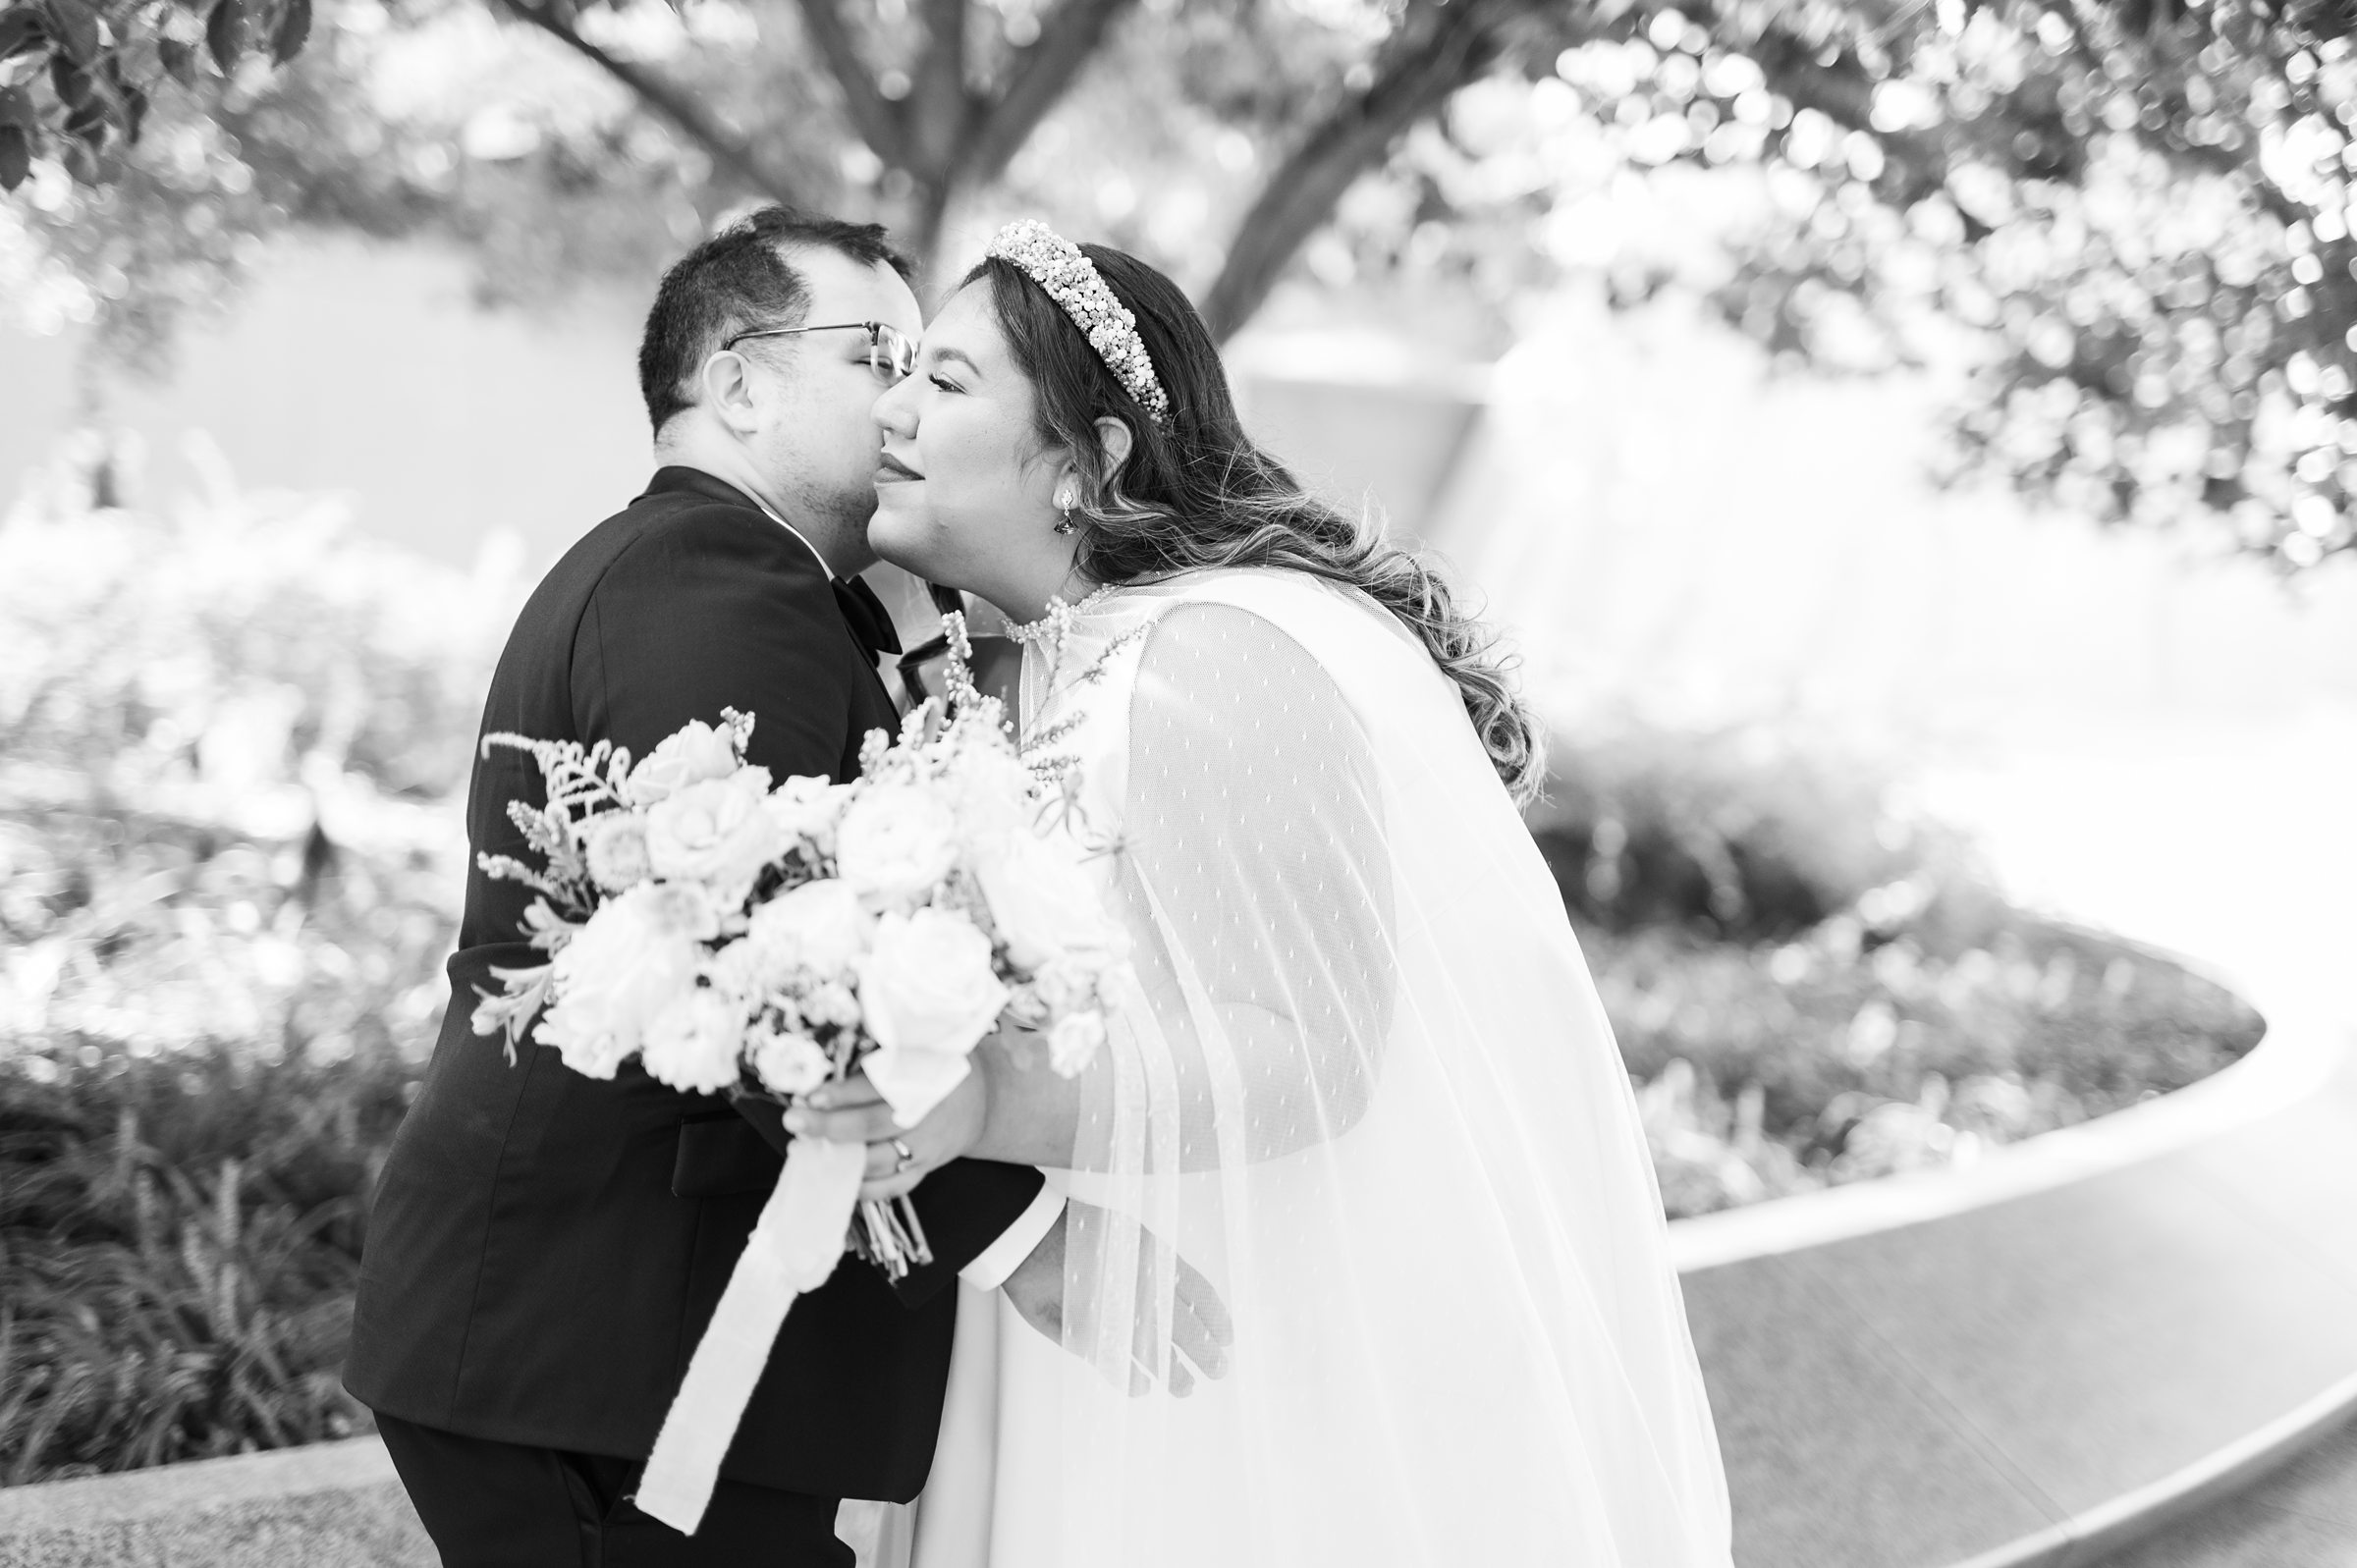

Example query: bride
[796,219,1732,1566]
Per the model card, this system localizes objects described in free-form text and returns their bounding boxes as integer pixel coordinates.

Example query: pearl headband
[984,219,1172,426]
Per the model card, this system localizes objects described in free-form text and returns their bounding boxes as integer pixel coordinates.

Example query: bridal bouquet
[466,622,1125,1530]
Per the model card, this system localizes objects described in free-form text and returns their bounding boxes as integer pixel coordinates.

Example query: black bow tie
[832,575,904,660]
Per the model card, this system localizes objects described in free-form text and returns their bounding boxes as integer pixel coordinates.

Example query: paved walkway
[1929,706,2357,1567]
[2091,1412,2357,1567]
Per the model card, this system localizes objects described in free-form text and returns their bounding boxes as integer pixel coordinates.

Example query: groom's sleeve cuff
[958,1185,1065,1290]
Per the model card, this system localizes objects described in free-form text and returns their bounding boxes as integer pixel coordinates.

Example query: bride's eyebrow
[926,346,983,377]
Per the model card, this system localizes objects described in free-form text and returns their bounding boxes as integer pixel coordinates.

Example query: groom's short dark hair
[638,206,914,435]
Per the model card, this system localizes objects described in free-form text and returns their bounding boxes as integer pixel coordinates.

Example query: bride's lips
[876,454,922,484]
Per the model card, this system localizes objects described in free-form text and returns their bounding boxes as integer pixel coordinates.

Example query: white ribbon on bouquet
[633,1134,869,1535]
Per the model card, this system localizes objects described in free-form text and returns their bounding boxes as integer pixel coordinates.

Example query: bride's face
[869,283,1070,617]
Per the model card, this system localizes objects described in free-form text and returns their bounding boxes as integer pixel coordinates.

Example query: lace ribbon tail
[633,1137,867,1535]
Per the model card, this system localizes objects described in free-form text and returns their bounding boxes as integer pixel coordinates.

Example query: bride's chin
[870,536,959,593]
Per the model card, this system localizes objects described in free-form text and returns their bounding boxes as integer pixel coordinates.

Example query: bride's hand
[1003,1201,1235,1398]
[783,1068,989,1201]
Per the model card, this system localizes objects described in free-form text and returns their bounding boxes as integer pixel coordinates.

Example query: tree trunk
[1196,0,1517,342]
[905,177,959,292]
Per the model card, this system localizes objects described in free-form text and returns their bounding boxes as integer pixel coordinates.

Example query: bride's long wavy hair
[967,245,1544,806]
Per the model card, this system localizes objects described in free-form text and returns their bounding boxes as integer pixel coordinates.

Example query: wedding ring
[891,1137,916,1174]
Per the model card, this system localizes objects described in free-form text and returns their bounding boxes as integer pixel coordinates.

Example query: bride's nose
[872,374,915,435]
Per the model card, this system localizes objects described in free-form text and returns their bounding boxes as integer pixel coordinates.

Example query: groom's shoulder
[534,471,820,610]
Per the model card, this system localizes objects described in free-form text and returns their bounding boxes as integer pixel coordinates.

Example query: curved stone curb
[1942,1368,2357,1568]
[0,1435,429,1568]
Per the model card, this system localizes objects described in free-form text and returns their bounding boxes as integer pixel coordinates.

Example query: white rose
[746,879,872,980]
[1046,1009,1107,1076]
[642,987,746,1096]
[624,719,741,806]
[942,744,1038,847]
[582,811,653,892]
[835,783,959,907]
[645,769,784,902]
[975,828,1126,970]
[749,1026,832,1097]
[765,775,855,853]
[534,883,715,1077]
[856,907,1011,1123]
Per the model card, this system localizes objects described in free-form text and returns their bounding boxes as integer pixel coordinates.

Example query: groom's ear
[701,351,765,436]
[1093,416,1134,480]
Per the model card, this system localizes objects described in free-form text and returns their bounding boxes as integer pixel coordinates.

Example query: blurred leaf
[47,51,92,109]
[59,132,97,181]
[41,0,95,64]
[0,8,46,59]
[204,0,242,74]
[0,124,28,190]
[268,0,306,66]
[156,35,196,86]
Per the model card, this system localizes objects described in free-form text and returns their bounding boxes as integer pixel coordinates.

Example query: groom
[345,208,1061,1566]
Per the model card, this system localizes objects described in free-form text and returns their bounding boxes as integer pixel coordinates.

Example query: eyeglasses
[723,320,918,381]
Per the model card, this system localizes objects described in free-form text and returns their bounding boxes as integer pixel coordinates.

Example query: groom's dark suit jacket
[345,465,1044,1503]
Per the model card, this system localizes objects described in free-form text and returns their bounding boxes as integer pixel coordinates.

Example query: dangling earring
[1053,482,1078,536]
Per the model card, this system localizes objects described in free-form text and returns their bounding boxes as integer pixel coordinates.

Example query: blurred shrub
[1528,719,1935,942]
[1533,723,2268,1216]
[0,440,514,1483]
[1,1044,417,1482]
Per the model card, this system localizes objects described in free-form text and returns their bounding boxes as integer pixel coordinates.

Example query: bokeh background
[4,0,2356,1499]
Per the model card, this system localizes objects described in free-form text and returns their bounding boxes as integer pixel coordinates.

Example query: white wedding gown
[881,567,1732,1567]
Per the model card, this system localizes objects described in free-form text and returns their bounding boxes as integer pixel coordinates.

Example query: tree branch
[961,0,1136,186]
[906,0,971,176]
[1198,0,1520,342]
[505,0,804,199]
[791,0,908,168]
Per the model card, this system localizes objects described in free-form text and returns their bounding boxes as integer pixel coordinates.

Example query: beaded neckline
[1008,583,1119,651]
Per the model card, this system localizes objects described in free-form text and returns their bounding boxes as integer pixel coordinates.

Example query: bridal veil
[910,567,1731,1567]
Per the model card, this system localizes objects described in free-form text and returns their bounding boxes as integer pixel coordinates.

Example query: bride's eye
[929,373,961,394]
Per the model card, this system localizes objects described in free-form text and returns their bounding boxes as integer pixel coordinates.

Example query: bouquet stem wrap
[633,1135,868,1535]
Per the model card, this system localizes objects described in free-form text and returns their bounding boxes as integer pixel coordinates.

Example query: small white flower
[1046,1009,1106,1076]
[701,938,771,1009]
[805,979,864,1030]
[749,1026,832,1097]
[745,879,872,980]
[1029,958,1087,1014]
[645,768,783,903]
[940,744,1036,848]
[581,811,653,892]
[624,719,741,806]
[835,783,959,908]
[642,987,746,1096]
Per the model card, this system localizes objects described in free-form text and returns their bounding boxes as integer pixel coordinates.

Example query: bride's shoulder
[1114,570,1408,695]
[1129,565,1357,624]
